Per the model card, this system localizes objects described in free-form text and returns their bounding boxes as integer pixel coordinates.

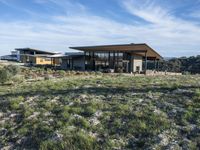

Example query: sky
[0,0,200,57]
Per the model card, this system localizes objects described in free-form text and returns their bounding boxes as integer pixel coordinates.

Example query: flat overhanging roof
[70,43,163,60]
[49,52,84,58]
[15,48,58,55]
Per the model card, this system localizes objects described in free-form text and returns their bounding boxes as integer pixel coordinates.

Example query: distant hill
[160,55,200,74]
[163,57,176,61]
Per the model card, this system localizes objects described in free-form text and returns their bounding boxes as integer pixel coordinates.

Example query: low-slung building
[49,52,85,70]
[70,43,162,73]
[15,48,60,66]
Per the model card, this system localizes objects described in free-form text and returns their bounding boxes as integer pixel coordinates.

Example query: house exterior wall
[73,57,85,70]
[20,55,36,64]
[61,57,85,70]
[61,59,69,70]
[20,55,54,65]
[54,58,60,65]
[18,50,59,65]
[36,57,52,65]
[132,56,143,73]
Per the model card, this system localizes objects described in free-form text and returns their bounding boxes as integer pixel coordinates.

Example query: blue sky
[0,0,200,57]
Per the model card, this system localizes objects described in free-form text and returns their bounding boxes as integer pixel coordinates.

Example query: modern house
[70,43,162,73]
[0,50,19,61]
[49,52,85,70]
[15,48,60,66]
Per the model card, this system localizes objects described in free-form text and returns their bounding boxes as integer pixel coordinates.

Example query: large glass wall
[85,51,130,72]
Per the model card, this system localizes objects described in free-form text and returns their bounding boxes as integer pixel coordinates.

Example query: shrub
[4,65,20,76]
[182,71,191,75]
[72,117,90,129]
[0,68,11,84]
[0,65,21,84]
[82,106,96,117]
[12,75,24,83]
[10,96,24,110]
[40,131,99,150]
[40,140,66,150]
[58,70,66,77]
[195,89,200,98]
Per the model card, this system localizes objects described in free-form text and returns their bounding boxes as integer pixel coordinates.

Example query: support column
[84,51,86,71]
[154,59,156,71]
[92,52,95,71]
[144,51,147,75]
[113,51,116,69]
[71,58,74,70]
[108,51,111,68]
[157,60,160,71]
[129,54,133,73]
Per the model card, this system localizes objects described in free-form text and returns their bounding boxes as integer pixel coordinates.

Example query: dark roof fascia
[70,43,162,60]
[15,48,57,55]
[144,44,163,60]
[69,43,146,50]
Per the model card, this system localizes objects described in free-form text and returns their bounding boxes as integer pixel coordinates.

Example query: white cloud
[121,0,200,55]
[0,0,199,57]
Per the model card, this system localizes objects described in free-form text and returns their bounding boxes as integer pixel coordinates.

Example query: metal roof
[15,48,58,55]
[70,43,162,60]
[49,52,84,58]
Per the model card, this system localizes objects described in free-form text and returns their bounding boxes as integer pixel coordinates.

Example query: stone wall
[146,70,182,76]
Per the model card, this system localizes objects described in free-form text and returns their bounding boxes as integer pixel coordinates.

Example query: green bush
[40,131,99,150]
[4,65,20,76]
[72,117,90,129]
[58,70,66,77]
[12,75,24,83]
[82,106,96,117]
[0,65,21,84]
[10,96,24,110]
[0,68,11,84]
[40,140,66,150]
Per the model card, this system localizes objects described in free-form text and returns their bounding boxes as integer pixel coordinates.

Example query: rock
[153,109,162,115]
[83,85,92,88]
[51,132,63,141]
[10,113,18,118]
[165,141,181,150]
[79,94,88,99]
[49,118,54,123]
[97,84,101,87]
[147,92,154,99]
[131,93,138,96]
[73,114,82,119]
[0,112,4,118]
[94,111,103,118]
[44,112,51,117]
[0,128,7,136]
[51,96,60,103]
[158,133,169,146]
[1,142,14,150]
[173,89,192,94]
[27,112,40,120]
[89,117,100,126]
[68,102,74,106]
[138,99,144,103]
[0,118,7,125]
[26,95,39,103]
[89,131,98,138]
[16,136,28,145]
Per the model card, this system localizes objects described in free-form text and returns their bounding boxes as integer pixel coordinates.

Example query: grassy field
[0,72,200,149]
